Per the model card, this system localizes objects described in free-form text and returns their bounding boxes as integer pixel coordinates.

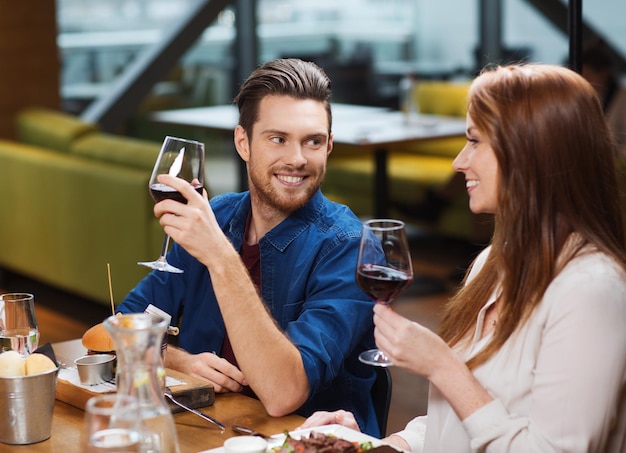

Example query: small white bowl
[224,436,268,453]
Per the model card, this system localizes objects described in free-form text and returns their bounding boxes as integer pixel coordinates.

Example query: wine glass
[0,293,39,357]
[82,394,143,452]
[356,219,413,366]
[138,136,205,273]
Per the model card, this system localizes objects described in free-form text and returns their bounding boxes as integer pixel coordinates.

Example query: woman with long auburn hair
[300,64,626,452]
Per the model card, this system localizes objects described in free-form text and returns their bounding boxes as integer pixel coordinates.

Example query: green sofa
[0,107,166,306]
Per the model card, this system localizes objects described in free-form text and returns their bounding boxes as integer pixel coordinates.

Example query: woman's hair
[439,64,626,368]
[234,58,332,136]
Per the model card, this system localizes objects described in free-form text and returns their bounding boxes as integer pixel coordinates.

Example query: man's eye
[271,137,285,144]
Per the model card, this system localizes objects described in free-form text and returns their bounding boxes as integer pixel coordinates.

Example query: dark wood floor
[1,231,482,437]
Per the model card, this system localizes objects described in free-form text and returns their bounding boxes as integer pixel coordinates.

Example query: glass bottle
[399,73,419,125]
[104,313,180,453]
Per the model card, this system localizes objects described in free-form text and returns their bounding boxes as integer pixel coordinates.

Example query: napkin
[58,367,185,393]
[33,342,58,365]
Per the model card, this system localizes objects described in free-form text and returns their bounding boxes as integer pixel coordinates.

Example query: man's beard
[248,165,325,215]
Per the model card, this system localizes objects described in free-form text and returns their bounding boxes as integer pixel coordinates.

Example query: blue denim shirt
[118,190,379,436]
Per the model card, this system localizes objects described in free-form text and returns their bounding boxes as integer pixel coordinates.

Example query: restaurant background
[55,0,625,104]
[0,0,625,437]
[2,0,625,137]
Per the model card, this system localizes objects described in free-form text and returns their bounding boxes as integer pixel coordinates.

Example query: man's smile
[276,174,306,184]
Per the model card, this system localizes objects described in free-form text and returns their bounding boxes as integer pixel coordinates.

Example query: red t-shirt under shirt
[220,215,260,398]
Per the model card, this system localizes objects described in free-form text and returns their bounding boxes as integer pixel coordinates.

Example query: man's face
[235,95,333,214]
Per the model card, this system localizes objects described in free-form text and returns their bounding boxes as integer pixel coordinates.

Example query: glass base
[358,348,393,367]
[138,259,184,274]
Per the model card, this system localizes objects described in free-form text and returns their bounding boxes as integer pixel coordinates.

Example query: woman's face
[452,113,500,214]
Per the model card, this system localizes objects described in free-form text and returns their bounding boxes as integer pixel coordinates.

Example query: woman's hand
[375,304,493,422]
[297,410,360,432]
[373,304,451,379]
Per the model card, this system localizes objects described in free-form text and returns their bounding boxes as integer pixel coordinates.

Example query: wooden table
[151,104,466,218]
[9,393,303,453]
[2,341,304,453]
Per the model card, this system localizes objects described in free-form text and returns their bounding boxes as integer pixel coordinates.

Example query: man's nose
[285,145,307,167]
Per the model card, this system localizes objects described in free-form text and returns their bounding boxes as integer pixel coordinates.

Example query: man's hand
[165,346,248,393]
[153,174,226,268]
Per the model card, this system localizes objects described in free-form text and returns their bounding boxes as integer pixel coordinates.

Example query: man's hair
[234,58,332,136]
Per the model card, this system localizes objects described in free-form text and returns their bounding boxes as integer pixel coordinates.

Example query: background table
[151,104,466,218]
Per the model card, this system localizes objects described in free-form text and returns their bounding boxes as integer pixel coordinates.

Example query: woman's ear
[234,125,250,162]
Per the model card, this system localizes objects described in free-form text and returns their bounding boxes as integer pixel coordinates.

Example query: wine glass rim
[0,292,34,302]
[363,218,405,230]
[164,135,204,146]
[85,393,139,414]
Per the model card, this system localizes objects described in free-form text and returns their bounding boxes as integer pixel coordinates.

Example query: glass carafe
[104,313,180,453]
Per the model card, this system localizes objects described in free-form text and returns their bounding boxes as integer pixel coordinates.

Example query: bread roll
[25,353,57,375]
[0,350,26,377]
[81,322,115,353]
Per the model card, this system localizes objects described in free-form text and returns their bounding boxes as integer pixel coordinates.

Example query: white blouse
[394,246,626,452]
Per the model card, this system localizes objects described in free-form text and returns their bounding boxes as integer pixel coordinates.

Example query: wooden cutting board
[56,368,215,412]
[53,339,214,412]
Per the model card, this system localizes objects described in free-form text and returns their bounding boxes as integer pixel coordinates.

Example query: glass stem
[159,234,171,261]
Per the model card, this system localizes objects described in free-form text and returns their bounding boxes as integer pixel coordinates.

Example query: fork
[231,424,270,438]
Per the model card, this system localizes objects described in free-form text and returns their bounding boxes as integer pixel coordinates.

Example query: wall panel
[0,0,60,139]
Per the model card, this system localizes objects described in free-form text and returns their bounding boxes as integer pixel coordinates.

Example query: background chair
[371,367,392,436]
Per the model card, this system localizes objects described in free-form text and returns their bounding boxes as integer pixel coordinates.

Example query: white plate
[198,424,385,453]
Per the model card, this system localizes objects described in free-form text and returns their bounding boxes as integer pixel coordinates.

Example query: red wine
[357,264,413,304]
[149,183,203,204]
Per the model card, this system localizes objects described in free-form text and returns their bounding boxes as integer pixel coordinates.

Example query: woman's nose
[452,144,469,172]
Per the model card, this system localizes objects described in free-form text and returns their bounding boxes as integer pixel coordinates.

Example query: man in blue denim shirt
[117,59,380,436]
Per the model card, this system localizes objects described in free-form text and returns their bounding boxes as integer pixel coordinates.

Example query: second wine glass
[356,219,413,366]
[138,136,205,274]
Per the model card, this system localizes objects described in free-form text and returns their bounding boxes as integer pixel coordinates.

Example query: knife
[164,387,225,430]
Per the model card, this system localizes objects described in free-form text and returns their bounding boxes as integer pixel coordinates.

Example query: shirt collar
[225,190,324,253]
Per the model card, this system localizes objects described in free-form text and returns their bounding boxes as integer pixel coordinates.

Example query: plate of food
[199,424,404,453]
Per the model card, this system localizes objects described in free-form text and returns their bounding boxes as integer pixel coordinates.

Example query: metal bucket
[0,366,59,444]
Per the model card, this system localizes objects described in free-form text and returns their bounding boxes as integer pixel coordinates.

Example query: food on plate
[25,352,57,375]
[0,350,26,377]
[81,322,115,354]
[274,431,374,453]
